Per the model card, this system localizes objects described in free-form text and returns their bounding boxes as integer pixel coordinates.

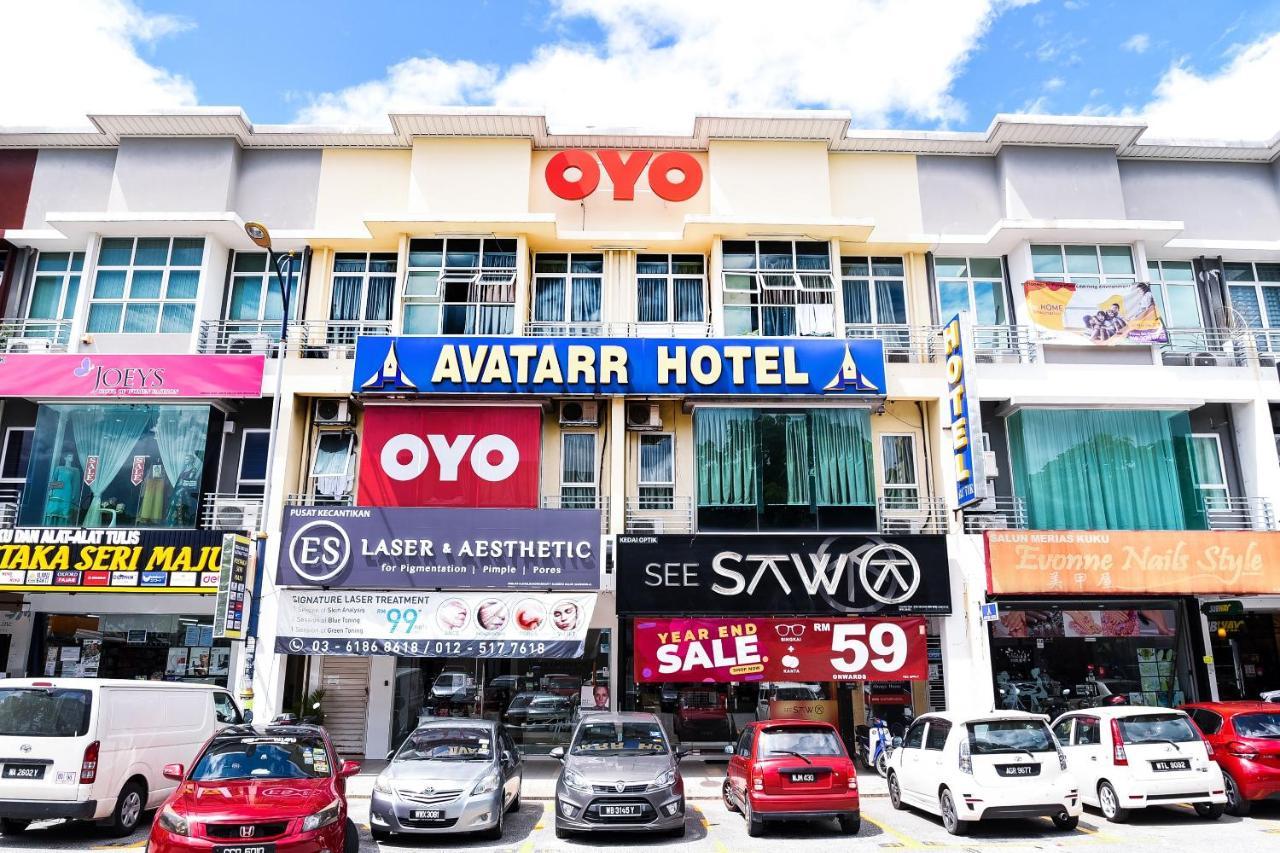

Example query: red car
[723,720,859,837]
[1182,701,1280,816]
[148,725,361,853]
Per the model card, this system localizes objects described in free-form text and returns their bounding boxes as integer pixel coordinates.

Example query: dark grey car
[370,719,522,841]
[552,712,687,838]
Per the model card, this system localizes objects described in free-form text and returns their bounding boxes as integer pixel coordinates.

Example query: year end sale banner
[632,617,927,684]
[1022,279,1168,345]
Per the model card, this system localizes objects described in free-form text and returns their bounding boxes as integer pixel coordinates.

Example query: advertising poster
[995,608,1176,638]
[213,534,252,639]
[274,589,596,658]
[1022,280,1168,345]
[0,528,230,593]
[43,648,56,676]
[165,647,189,675]
[209,648,231,676]
[768,699,838,725]
[358,406,542,508]
[632,616,927,683]
[81,640,102,677]
[580,684,611,713]
[0,353,266,398]
[277,505,600,590]
[187,647,211,676]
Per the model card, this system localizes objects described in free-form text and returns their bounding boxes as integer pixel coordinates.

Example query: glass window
[192,735,331,780]
[1188,434,1229,512]
[571,719,669,755]
[1233,713,1280,738]
[26,252,85,339]
[1052,718,1072,744]
[1075,716,1101,746]
[924,720,951,751]
[561,433,597,508]
[902,720,926,749]
[880,434,919,508]
[735,727,754,758]
[0,428,33,482]
[842,255,908,328]
[533,253,602,327]
[213,693,242,724]
[393,726,493,760]
[638,433,674,509]
[933,256,1006,325]
[637,254,705,325]
[1116,713,1199,744]
[88,238,202,334]
[227,251,300,329]
[1146,260,1201,329]
[329,252,396,345]
[236,430,270,496]
[17,404,211,528]
[968,720,1055,753]
[720,240,835,337]
[404,238,516,335]
[1223,262,1280,331]
[1189,709,1222,735]
[1030,245,1135,287]
[759,726,845,757]
[0,687,92,736]
[311,432,355,502]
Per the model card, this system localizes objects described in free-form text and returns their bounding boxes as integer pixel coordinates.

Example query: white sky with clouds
[5,0,1280,141]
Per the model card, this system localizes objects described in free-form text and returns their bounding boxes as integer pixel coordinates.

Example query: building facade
[0,111,1276,757]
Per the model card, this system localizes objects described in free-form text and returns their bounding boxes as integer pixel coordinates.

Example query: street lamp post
[240,220,294,721]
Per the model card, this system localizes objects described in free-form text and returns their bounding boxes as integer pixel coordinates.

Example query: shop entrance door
[319,656,370,757]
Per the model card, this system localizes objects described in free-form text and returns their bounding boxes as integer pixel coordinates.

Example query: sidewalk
[346,757,889,801]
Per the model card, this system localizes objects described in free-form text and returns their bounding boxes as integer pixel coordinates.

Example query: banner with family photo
[1022,279,1168,345]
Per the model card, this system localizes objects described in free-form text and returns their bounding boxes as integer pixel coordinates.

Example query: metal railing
[199,493,263,532]
[540,494,610,532]
[971,325,1039,363]
[523,321,712,338]
[962,496,1029,533]
[845,324,942,363]
[0,488,21,529]
[877,495,948,534]
[1204,495,1277,531]
[285,492,355,507]
[0,319,73,352]
[624,495,694,534]
[198,320,392,358]
[1159,327,1251,367]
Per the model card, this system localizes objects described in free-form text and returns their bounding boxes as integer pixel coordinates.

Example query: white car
[886,711,1081,836]
[1051,706,1226,822]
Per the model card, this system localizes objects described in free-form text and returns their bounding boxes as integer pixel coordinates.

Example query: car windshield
[508,694,536,709]
[1117,714,1199,744]
[759,727,844,757]
[1235,713,1280,739]
[191,736,329,781]
[396,727,492,761]
[969,720,1055,753]
[0,688,92,737]
[571,721,668,756]
[680,692,718,707]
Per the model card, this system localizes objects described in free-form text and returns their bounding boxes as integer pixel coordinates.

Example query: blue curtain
[330,276,361,321]
[571,278,601,322]
[843,279,872,324]
[762,307,795,336]
[673,278,703,322]
[695,409,757,506]
[1007,408,1204,530]
[638,278,666,323]
[534,278,564,322]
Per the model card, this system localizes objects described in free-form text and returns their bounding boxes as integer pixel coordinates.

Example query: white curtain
[313,434,354,497]
[156,407,207,488]
[69,406,152,524]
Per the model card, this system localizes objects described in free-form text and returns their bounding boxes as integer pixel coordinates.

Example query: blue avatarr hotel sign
[353,336,886,396]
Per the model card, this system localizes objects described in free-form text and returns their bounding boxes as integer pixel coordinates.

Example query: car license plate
[996,763,1040,777]
[1151,759,1191,772]
[2,764,44,780]
[789,772,818,783]
[600,804,642,817]
[213,845,275,853]
[409,810,445,820]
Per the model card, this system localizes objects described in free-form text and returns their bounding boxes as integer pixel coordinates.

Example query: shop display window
[36,613,231,686]
[18,403,212,528]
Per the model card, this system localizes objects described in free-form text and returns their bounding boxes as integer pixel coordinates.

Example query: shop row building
[0,110,1276,758]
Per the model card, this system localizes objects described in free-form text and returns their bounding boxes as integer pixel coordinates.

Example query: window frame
[329,251,397,324]
[560,431,599,506]
[1223,261,1280,330]
[0,427,34,485]
[235,429,271,496]
[1029,243,1136,288]
[25,251,86,323]
[923,719,951,751]
[402,237,517,335]
[638,432,675,510]
[1188,432,1230,511]
[720,240,837,337]
[636,253,707,325]
[879,432,920,509]
[932,256,1006,325]
[1145,259,1202,329]
[533,253,604,325]
[840,255,909,327]
[87,237,204,335]
[225,251,301,324]
[310,431,356,501]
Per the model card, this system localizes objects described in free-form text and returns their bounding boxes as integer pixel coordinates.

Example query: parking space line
[90,841,146,850]
[862,814,925,849]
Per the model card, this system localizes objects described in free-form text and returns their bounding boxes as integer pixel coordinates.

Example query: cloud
[1122,33,1150,53]
[0,0,195,128]
[1136,31,1280,139]
[1043,77,1065,91]
[297,0,1033,132]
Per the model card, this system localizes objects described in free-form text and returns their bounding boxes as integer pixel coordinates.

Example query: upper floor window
[331,252,396,324]
[27,252,85,323]
[1146,260,1201,329]
[534,253,603,325]
[1223,261,1280,329]
[934,257,1006,325]
[637,254,705,325]
[88,237,204,334]
[227,252,300,325]
[1030,244,1135,286]
[404,238,516,335]
[1188,433,1228,512]
[233,429,270,497]
[841,256,907,327]
[722,240,835,337]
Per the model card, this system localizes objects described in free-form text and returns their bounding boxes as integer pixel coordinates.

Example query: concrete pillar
[941,534,995,715]
[364,655,396,759]
[1231,399,1280,510]
[609,396,626,542]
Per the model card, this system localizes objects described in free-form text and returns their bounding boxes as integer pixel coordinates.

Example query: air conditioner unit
[559,400,600,427]
[6,338,51,354]
[227,334,270,355]
[314,398,352,425]
[213,500,259,532]
[969,513,1011,531]
[626,403,662,431]
[1191,351,1222,367]
[981,450,999,478]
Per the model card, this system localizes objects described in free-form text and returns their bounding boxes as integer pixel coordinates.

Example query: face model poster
[209,648,231,676]
[1022,280,1168,345]
[188,647,211,677]
[81,640,102,677]
[165,647,189,676]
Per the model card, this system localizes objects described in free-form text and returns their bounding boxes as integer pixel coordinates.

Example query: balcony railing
[624,495,693,534]
[523,322,712,338]
[1204,495,1277,531]
[845,324,941,363]
[877,495,948,534]
[1159,328,1252,367]
[0,488,21,529]
[199,493,263,532]
[972,325,1039,363]
[540,494,610,532]
[962,496,1029,533]
[286,492,355,507]
[0,319,73,352]
[197,320,393,358]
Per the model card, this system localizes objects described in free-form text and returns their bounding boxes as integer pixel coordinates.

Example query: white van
[0,678,243,836]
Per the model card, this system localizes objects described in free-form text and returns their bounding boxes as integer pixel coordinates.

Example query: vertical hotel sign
[213,534,252,640]
[944,314,984,508]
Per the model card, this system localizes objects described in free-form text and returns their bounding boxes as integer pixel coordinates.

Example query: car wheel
[888,772,904,811]
[1223,772,1251,817]
[669,821,686,838]
[1098,781,1129,823]
[939,788,969,836]
[482,803,504,840]
[838,814,860,835]
[0,818,30,835]
[343,818,359,853]
[507,787,521,813]
[746,801,765,837]
[554,822,570,839]
[370,828,392,843]
[723,779,739,813]
[1194,802,1225,821]
[1052,811,1079,831]
[109,781,146,837]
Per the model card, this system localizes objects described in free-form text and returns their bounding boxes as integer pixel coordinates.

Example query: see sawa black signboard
[616,534,951,616]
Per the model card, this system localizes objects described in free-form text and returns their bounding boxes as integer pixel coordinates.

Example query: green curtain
[1007,409,1204,530]
[695,409,757,506]
[784,414,811,504]
[812,408,874,506]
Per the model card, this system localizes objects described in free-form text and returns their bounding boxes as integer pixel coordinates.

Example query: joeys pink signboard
[0,354,266,398]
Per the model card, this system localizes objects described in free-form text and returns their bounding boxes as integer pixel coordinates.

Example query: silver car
[370,719,522,841]
[552,712,687,838]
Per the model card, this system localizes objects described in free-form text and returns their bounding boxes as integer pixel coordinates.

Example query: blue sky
[10,1,1280,138]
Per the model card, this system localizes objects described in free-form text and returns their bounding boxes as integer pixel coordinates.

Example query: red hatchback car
[1182,701,1280,816]
[723,720,859,837]
[148,725,361,853]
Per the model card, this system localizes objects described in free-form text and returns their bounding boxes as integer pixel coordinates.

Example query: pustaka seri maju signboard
[0,528,231,592]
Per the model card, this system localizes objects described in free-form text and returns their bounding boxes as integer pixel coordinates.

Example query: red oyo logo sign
[358,406,541,508]
[545,150,703,202]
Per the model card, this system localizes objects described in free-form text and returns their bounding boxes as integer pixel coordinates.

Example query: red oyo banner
[358,406,541,508]
[633,617,927,684]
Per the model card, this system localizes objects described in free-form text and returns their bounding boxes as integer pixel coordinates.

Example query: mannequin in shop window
[43,454,83,526]
[166,453,201,527]
[138,463,168,525]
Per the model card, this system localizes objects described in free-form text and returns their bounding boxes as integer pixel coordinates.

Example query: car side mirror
[386,750,397,761]
[339,760,361,777]
[723,744,734,755]
[676,749,692,761]
[549,746,565,761]
[162,763,184,781]
[892,736,903,748]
